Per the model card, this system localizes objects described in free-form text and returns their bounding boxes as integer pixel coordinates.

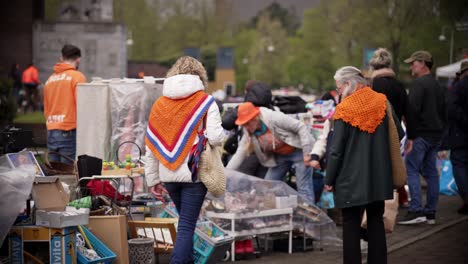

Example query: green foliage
[250,2,300,35]
[13,112,46,124]
[0,78,17,126]
[233,29,258,92]
[248,14,289,88]
[44,0,468,94]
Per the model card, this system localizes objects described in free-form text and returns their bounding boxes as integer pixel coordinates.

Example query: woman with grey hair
[326,66,403,264]
[370,48,415,207]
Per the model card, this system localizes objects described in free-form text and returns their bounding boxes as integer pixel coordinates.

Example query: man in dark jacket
[448,61,468,214]
[398,51,447,225]
[326,66,401,264]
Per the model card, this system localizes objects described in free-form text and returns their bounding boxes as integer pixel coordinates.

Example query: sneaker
[425,213,436,225]
[235,240,245,254]
[398,211,427,225]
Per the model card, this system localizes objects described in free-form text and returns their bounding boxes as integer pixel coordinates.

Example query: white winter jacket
[226,107,314,169]
[145,74,225,187]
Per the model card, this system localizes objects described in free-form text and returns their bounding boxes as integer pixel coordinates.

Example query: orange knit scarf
[333,87,387,133]
[145,91,213,171]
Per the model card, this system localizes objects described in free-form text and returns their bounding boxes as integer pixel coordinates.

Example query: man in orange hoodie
[21,63,41,112]
[43,44,86,164]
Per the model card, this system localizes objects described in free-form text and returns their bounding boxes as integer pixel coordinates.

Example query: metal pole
[449,29,454,64]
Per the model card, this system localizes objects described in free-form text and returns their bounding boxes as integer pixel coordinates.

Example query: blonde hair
[369,48,392,70]
[166,56,208,87]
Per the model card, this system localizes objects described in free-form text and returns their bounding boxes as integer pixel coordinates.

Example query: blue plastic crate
[76,226,117,264]
[161,207,233,264]
[192,222,233,264]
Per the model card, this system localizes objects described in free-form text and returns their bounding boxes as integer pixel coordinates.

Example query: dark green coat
[325,110,402,208]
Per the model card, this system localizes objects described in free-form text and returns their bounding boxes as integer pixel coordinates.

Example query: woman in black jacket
[369,48,415,207]
[326,66,403,264]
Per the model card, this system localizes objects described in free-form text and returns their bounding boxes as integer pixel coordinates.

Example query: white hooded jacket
[145,74,225,187]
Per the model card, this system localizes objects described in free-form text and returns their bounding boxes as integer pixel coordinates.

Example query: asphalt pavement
[236,194,468,264]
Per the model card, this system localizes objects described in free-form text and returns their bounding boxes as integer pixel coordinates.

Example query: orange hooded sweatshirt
[44,63,86,131]
[22,65,41,85]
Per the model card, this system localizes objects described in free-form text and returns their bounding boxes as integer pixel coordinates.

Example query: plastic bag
[439,160,458,196]
[318,191,335,209]
[0,164,36,246]
[203,169,339,243]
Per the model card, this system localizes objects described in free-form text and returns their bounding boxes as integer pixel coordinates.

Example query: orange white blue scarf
[145,91,214,171]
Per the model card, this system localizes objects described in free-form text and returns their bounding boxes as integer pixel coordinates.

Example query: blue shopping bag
[318,191,335,209]
[439,160,458,196]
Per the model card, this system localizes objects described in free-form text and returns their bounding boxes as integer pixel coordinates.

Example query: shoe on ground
[425,213,436,225]
[398,211,427,225]
[235,240,245,254]
[244,239,255,253]
[458,204,468,215]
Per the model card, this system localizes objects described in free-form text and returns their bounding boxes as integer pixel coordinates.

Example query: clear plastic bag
[204,169,339,242]
[109,82,162,162]
[0,164,36,246]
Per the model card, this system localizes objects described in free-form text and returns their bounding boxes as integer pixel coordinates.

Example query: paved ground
[387,219,468,264]
[234,194,468,264]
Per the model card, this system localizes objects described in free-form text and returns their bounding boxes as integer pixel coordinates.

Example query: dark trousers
[451,147,468,200]
[165,182,207,264]
[342,201,386,264]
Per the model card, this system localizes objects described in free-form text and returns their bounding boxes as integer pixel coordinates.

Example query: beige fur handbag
[386,101,407,189]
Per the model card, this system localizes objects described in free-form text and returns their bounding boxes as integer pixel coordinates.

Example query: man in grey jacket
[227,102,315,202]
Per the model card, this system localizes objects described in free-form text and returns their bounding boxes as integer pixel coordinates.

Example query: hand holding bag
[386,101,407,189]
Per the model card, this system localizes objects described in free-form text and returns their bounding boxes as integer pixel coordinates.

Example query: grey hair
[334,66,367,96]
[369,48,392,70]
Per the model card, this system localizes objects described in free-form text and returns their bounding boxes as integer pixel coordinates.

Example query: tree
[287,4,336,93]
[248,14,289,88]
[233,28,257,92]
[250,1,301,35]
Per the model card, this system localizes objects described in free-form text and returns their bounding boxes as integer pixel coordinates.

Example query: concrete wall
[0,0,35,76]
[33,22,127,81]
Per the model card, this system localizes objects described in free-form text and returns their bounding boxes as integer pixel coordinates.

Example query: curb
[387,215,468,254]
[361,215,468,264]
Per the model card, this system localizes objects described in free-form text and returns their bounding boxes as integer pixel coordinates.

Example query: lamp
[439,26,454,63]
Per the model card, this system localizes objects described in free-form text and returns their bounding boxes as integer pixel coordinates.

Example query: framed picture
[6,151,45,177]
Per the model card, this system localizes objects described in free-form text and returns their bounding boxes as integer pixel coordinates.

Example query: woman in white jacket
[145,56,225,264]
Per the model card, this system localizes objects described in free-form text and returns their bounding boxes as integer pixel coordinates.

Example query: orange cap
[235,102,260,125]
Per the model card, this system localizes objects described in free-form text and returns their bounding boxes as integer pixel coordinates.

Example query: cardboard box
[87,215,129,264]
[32,176,90,228]
[9,226,76,264]
[36,207,89,228]
[31,177,69,212]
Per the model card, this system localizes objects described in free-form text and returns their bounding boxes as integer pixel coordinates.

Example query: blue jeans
[47,129,76,165]
[165,182,207,264]
[451,147,468,199]
[405,137,439,214]
[265,150,314,203]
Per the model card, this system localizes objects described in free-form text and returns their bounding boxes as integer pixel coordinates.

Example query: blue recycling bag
[439,160,458,196]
